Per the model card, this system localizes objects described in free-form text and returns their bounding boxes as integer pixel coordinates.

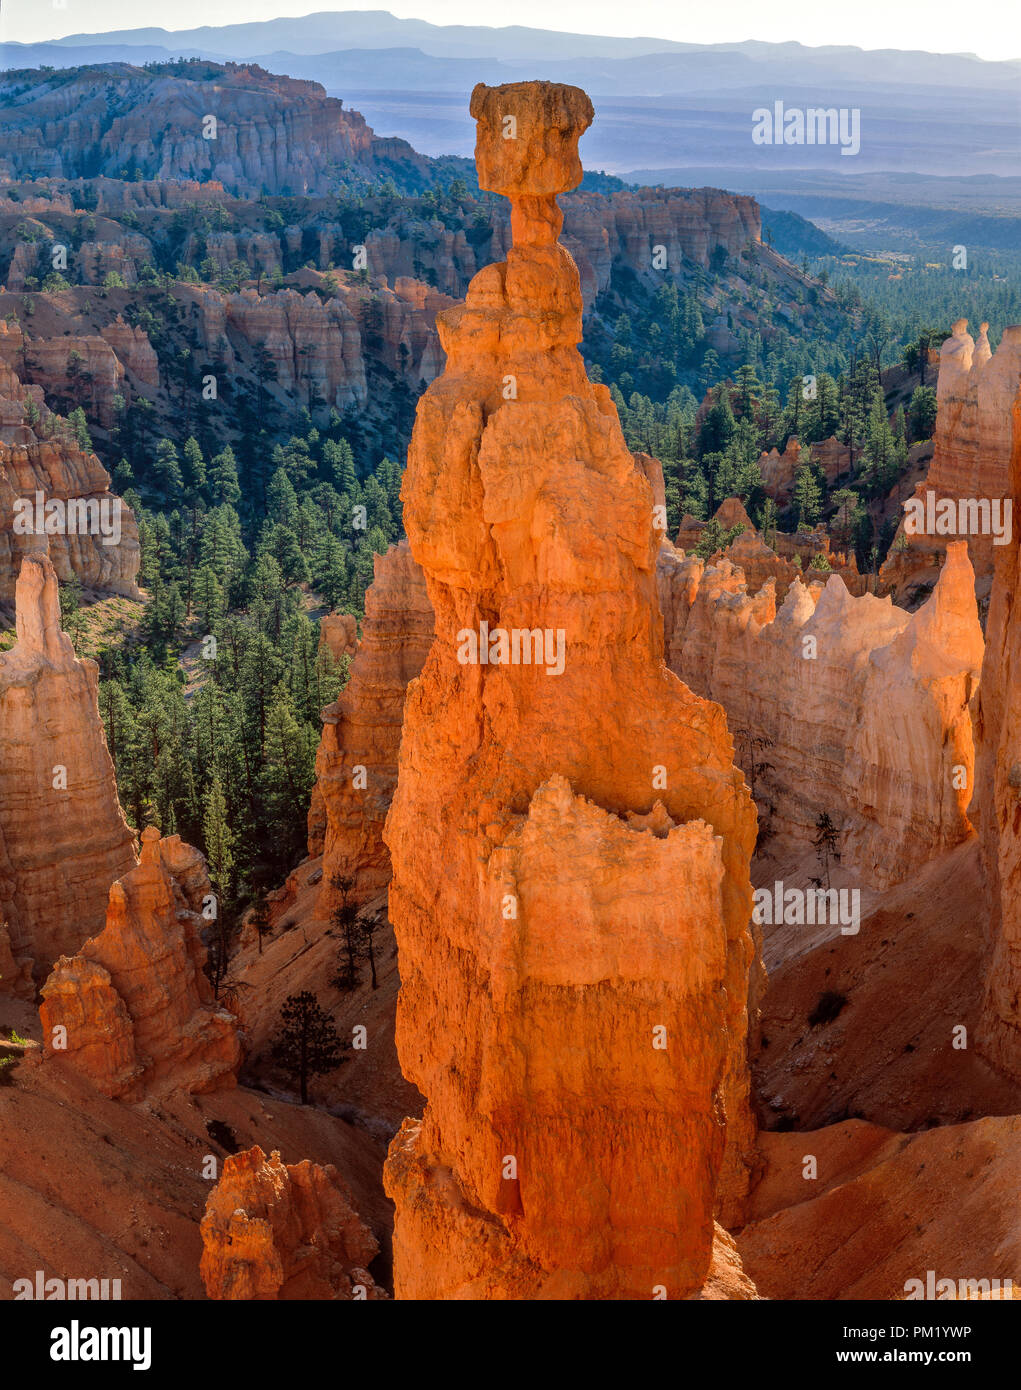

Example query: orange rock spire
[40,826,241,1098]
[382,81,758,1299]
[0,553,136,981]
[311,541,434,908]
[200,1147,386,1300]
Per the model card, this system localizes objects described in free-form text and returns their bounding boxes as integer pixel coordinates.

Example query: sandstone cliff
[382,80,758,1300]
[40,825,240,1098]
[200,1146,386,1299]
[972,326,1021,1080]
[659,538,983,889]
[0,554,136,981]
[313,541,433,907]
[881,321,1021,603]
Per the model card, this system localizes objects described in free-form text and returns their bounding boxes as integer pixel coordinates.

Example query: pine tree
[207,446,241,507]
[182,436,206,493]
[792,464,822,528]
[272,991,345,1104]
[203,773,235,903]
[153,438,184,493]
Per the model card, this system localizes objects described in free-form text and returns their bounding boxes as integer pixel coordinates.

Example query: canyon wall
[200,1146,386,1300]
[382,81,758,1300]
[312,540,433,910]
[972,329,1021,1080]
[0,554,136,981]
[659,538,983,889]
[881,321,1021,602]
[40,825,241,1098]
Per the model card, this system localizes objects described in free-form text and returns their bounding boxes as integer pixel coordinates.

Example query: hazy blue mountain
[3,12,1017,184]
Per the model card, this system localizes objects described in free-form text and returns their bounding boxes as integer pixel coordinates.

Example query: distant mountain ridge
[4,11,1018,182]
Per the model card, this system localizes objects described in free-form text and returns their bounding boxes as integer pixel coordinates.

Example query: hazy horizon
[2,1,1018,64]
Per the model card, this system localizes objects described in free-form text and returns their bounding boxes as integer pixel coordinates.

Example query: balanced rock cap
[469,81,594,198]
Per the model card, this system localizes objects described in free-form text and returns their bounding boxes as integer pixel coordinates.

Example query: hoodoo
[200,1147,386,1300]
[0,553,136,981]
[40,826,241,1099]
[881,320,1021,602]
[382,81,758,1299]
[312,540,434,911]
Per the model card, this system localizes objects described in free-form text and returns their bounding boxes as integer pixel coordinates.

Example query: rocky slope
[659,538,983,890]
[0,554,136,981]
[753,838,1018,1133]
[381,80,758,1300]
[0,1048,391,1298]
[738,1115,1020,1299]
[40,826,241,1099]
[200,1146,386,1299]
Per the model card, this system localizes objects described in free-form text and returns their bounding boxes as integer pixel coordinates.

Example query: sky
[2,0,1018,61]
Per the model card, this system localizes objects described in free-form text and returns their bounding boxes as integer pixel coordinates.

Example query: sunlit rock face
[659,539,984,890]
[972,332,1021,1080]
[0,342,140,609]
[382,80,758,1300]
[881,321,1021,603]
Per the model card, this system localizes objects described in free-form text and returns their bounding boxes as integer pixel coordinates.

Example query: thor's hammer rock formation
[382,81,758,1299]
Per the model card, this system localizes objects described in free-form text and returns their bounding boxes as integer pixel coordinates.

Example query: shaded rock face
[39,826,240,1099]
[382,81,758,1300]
[659,539,984,890]
[200,1146,386,1300]
[973,351,1021,1080]
[184,278,457,417]
[881,321,1021,603]
[0,554,136,982]
[0,335,140,607]
[0,64,430,196]
[756,436,849,508]
[313,541,433,906]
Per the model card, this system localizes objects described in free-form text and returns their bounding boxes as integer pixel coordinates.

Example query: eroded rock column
[0,553,136,981]
[382,81,758,1300]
